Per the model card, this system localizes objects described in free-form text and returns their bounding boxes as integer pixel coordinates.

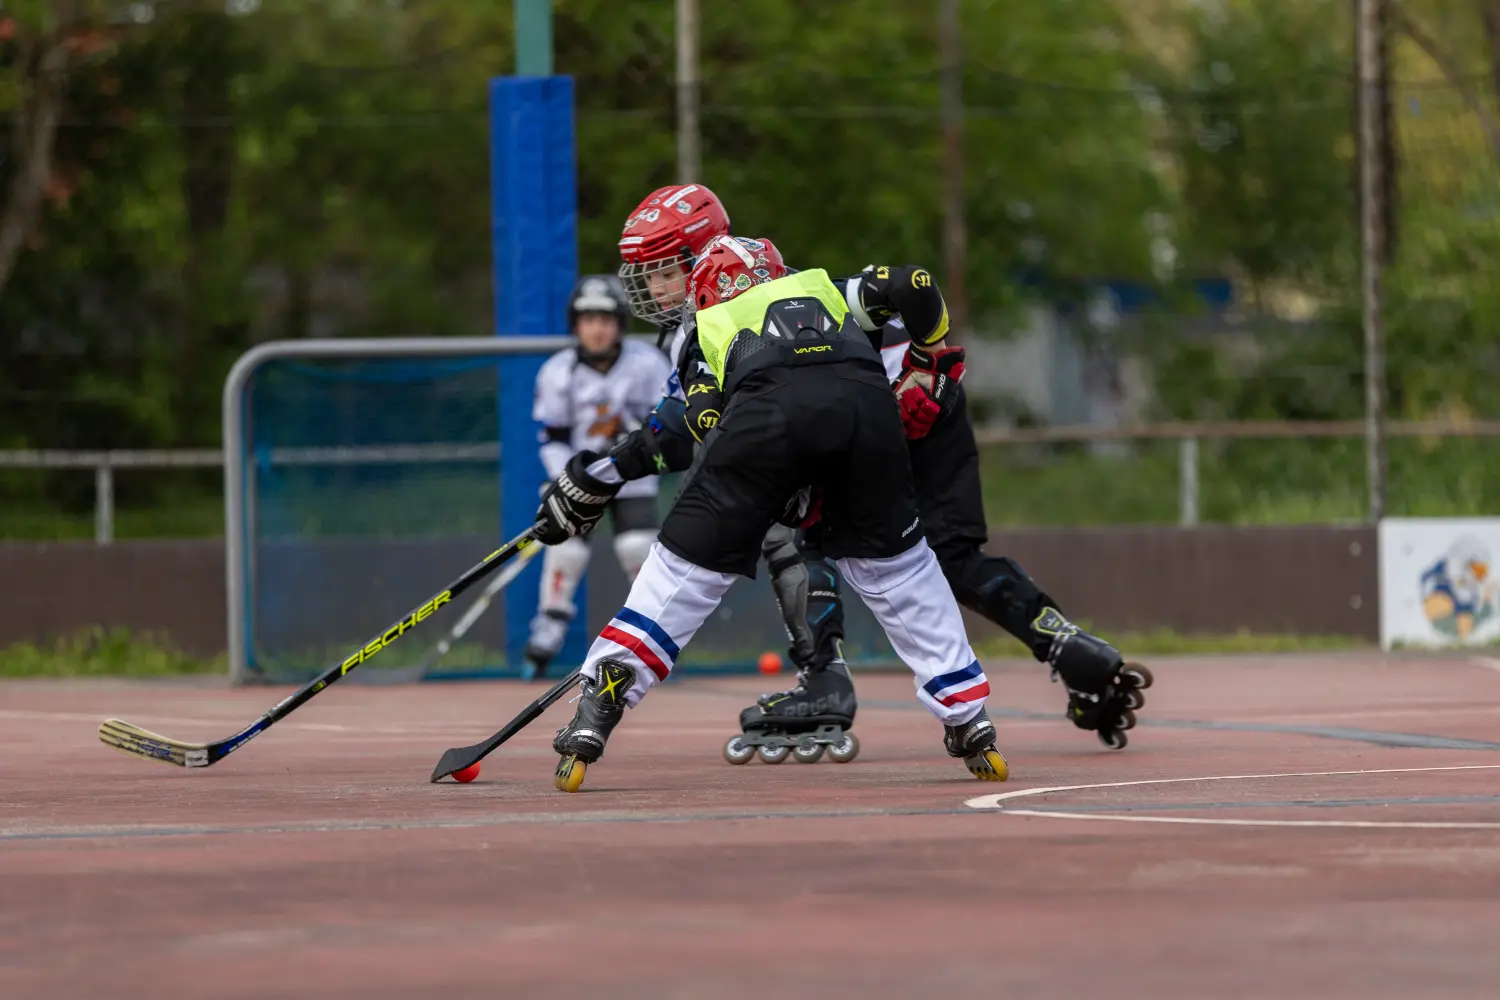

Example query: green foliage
[2,0,1500,532]
[0,0,1171,520]
[0,626,223,676]
[979,435,1500,527]
[1135,0,1500,435]
[1153,0,1357,290]
[1,2,1163,423]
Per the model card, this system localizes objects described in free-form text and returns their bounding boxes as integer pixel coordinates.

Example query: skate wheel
[757,744,789,765]
[723,736,756,765]
[1123,688,1145,711]
[1099,728,1128,750]
[1117,708,1137,731]
[792,739,825,764]
[966,748,1009,782]
[826,732,860,763]
[1122,663,1153,689]
[554,754,587,793]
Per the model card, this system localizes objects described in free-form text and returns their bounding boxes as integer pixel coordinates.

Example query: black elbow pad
[608,397,696,479]
[882,266,949,345]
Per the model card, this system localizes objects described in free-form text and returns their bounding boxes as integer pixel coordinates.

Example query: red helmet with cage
[617,184,731,325]
[687,235,787,313]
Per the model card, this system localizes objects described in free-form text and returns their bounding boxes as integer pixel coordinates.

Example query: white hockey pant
[581,538,988,724]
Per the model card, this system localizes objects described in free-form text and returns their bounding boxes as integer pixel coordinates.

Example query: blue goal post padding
[490,75,585,670]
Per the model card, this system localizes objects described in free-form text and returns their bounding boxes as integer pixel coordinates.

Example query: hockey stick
[98,527,542,769]
[430,666,582,782]
[409,537,542,679]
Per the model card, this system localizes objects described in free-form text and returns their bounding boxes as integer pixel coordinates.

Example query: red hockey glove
[894,343,965,439]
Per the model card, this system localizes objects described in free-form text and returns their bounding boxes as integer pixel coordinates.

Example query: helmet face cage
[616,184,730,327]
[618,255,691,326]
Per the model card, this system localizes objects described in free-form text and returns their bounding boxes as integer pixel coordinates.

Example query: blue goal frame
[220,336,571,685]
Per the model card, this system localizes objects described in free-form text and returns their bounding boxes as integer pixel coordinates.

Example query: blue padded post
[491,75,582,671]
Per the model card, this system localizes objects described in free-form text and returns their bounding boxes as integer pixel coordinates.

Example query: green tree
[0,0,96,299]
[1149,0,1357,300]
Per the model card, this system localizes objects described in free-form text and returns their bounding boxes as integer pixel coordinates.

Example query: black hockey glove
[535,451,620,544]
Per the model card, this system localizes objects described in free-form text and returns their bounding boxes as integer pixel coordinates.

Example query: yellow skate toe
[966,748,1009,782]
[554,754,587,793]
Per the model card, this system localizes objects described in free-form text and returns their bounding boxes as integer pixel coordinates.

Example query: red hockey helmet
[687,235,787,313]
[617,184,731,326]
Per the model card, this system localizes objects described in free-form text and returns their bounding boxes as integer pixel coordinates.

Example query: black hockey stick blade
[99,527,541,769]
[430,667,583,782]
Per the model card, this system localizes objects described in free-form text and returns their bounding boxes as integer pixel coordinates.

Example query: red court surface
[6,651,1500,999]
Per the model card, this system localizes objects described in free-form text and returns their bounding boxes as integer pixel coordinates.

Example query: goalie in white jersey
[525,274,673,678]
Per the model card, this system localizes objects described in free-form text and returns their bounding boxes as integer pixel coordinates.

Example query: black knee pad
[938,547,1056,662]
[763,526,814,668]
[762,526,845,672]
[803,556,845,669]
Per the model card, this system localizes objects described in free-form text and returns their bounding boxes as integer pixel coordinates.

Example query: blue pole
[491,73,581,672]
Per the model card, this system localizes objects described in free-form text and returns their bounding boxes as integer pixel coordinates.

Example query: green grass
[979,435,1500,526]
[0,495,226,541]
[4,436,1500,540]
[0,628,225,678]
[975,626,1368,659]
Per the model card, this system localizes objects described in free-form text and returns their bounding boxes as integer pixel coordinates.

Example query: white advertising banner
[1379,518,1500,650]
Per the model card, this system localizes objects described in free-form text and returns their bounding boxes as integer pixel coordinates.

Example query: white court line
[985,811,1500,830]
[966,763,1500,830]
[1470,656,1500,674]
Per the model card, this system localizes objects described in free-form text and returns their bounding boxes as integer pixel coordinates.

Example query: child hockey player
[534,236,1009,792]
[608,184,1151,753]
[524,274,673,679]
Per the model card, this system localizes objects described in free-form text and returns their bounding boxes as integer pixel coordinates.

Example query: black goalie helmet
[567,273,630,332]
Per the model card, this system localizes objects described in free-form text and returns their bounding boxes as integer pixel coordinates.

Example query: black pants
[906,384,1061,661]
[659,362,924,578]
[606,495,659,533]
[793,384,1062,665]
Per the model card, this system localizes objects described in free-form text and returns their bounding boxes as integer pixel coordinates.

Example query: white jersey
[534,339,673,500]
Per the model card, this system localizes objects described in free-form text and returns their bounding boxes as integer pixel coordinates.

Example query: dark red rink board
[5,652,1500,999]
